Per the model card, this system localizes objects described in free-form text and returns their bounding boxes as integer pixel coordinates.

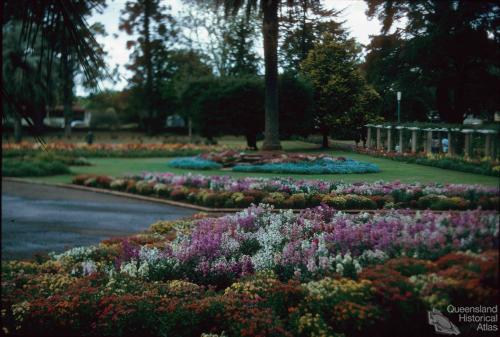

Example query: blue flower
[168,157,222,170]
[232,159,380,174]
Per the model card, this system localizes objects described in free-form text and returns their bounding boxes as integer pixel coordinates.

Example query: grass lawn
[27,147,499,186]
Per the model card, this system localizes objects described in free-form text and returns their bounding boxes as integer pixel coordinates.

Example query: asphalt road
[2,180,196,260]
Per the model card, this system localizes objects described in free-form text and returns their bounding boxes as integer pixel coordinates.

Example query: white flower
[82,260,97,276]
[335,263,344,275]
[120,260,139,277]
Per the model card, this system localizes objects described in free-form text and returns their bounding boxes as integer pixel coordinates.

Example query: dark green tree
[363,33,435,122]
[225,13,261,75]
[120,0,177,134]
[365,0,500,122]
[279,0,344,74]
[301,32,368,148]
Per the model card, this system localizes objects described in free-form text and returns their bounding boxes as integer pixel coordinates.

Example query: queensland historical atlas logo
[428,305,499,335]
[428,309,460,335]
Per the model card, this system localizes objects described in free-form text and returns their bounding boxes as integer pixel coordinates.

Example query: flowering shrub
[168,157,222,170]
[233,158,380,174]
[2,142,241,158]
[72,173,499,211]
[1,205,497,336]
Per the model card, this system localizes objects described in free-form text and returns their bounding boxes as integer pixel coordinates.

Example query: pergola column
[398,128,404,153]
[376,127,381,150]
[464,134,470,158]
[366,126,372,148]
[462,130,473,158]
[478,130,497,158]
[411,129,417,153]
[386,127,392,151]
[447,131,453,156]
[485,134,491,157]
[424,129,433,154]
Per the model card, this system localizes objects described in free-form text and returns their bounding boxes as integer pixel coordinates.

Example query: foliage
[2,157,70,177]
[120,0,178,134]
[2,0,108,140]
[301,32,377,147]
[182,75,313,148]
[90,108,120,129]
[279,0,345,74]
[364,0,500,123]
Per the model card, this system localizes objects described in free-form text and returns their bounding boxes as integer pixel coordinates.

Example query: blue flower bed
[168,157,222,170]
[232,158,380,174]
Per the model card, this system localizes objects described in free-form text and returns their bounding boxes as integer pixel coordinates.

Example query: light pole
[397,91,402,123]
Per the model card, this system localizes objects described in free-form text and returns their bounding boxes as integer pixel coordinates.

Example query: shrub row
[2,158,70,177]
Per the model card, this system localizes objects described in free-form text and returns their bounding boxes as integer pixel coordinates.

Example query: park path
[2,179,196,260]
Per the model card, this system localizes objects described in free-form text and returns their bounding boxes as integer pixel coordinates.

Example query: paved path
[2,180,196,260]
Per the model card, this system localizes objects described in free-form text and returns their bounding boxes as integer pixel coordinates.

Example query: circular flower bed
[169,153,381,174]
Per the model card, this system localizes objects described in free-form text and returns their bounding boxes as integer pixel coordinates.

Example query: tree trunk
[261,0,281,151]
[14,114,22,143]
[144,0,154,135]
[436,80,458,123]
[321,131,329,148]
[62,44,73,138]
[246,133,258,150]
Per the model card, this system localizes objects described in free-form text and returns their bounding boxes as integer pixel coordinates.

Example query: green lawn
[28,148,499,186]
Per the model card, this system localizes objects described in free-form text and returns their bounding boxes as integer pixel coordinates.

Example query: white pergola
[365,124,498,158]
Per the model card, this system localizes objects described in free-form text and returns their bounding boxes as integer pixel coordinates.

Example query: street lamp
[396,91,402,123]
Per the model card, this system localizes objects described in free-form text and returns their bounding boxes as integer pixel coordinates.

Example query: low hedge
[2,158,70,177]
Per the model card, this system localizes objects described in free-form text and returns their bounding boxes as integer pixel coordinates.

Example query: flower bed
[2,205,498,336]
[181,152,381,174]
[2,142,241,158]
[72,173,499,211]
[233,158,380,174]
[355,147,500,177]
[168,157,222,170]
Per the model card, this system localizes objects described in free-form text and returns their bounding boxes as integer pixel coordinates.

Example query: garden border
[3,177,489,214]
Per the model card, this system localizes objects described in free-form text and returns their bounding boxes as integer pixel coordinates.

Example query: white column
[426,131,433,154]
[387,128,392,151]
[447,131,453,156]
[376,128,381,150]
[398,129,404,153]
[485,134,491,157]
[366,127,372,148]
[464,133,470,158]
[411,130,417,153]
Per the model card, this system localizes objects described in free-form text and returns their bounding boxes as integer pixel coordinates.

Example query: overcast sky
[78,0,384,95]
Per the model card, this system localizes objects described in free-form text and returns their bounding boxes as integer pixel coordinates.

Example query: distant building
[165,114,186,128]
[43,105,91,128]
